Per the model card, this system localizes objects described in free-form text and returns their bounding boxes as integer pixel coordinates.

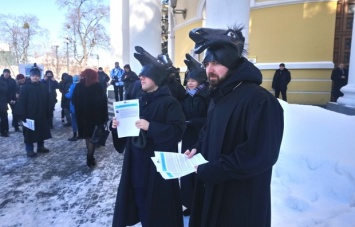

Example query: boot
[37,146,50,153]
[87,154,96,167]
[68,132,78,141]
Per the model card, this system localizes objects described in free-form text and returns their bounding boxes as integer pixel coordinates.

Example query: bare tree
[56,0,110,70]
[0,14,48,64]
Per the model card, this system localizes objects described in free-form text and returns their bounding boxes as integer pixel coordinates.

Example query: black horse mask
[184,54,207,84]
[134,46,168,87]
[189,26,245,70]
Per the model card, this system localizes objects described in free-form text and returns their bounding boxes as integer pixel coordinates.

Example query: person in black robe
[180,54,210,216]
[111,46,186,227]
[185,26,284,227]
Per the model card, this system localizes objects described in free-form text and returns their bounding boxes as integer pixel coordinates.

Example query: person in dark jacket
[111,46,186,227]
[0,69,17,136]
[331,63,348,102]
[0,79,8,137]
[272,63,291,102]
[180,54,210,216]
[61,74,73,127]
[98,67,110,96]
[41,70,59,129]
[122,64,139,100]
[72,69,108,167]
[185,26,284,227]
[11,74,27,133]
[17,64,52,157]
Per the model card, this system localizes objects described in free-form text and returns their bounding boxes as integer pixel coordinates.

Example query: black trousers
[114,86,124,101]
[10,104,19,130]
[0,111,8,133]
[275,89,287,102]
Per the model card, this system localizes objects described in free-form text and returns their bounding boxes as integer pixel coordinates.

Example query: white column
[205,0,250,51]
[110,0,162,73]
[337,14,355,107]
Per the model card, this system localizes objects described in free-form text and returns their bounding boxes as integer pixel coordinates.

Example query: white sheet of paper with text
[113,99,140,138]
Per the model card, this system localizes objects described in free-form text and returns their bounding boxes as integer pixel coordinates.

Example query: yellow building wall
[174,21,202,68]
[173,2,337,105]
[250,2,337,105]
[249,2,337,62]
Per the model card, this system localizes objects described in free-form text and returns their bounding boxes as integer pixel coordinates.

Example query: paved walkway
[1,100,189,227]
[0,101,123,227]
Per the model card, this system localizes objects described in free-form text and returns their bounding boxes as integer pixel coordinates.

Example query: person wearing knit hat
[16,63,52,157]
[65,75,80,142]
[110,46,186,227]
[185,26,284,227]
[179,53,210,216]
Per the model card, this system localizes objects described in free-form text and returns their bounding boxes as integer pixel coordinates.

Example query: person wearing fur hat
[179,54,210,216]
[184,27,284,227]
[65,75,81,141]
[110,46,186,227]
[16,64,52,157]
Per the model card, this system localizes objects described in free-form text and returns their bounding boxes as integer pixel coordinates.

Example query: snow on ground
[271,100,355,226]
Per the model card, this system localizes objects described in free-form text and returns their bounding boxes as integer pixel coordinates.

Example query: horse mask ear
[184,54,207,84]
[134,46,168,87]
[189,26,245,58]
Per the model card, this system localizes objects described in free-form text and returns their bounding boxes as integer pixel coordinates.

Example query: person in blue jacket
[65,74,80,141]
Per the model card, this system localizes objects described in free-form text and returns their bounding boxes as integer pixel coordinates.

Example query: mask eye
[227,31,236,38]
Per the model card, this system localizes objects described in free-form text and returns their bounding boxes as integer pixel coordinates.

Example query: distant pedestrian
[0,78,8,137]
[331,63,348,102]
[98,67,110,96]
[41,70,59,129]
[110,62,124,101]
[17,64,52,157]
[122,64,139,100]
[12,74,27,132]
[0,68,17,135]
[72,69,108,167]
[61,74,73,127]
[272,63,291,102]
[65,75,80,141]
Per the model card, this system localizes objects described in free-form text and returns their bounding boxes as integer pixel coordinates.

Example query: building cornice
[251,0,338,10]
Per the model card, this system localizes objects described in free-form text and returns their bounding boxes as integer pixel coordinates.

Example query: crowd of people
[0,25,287,226]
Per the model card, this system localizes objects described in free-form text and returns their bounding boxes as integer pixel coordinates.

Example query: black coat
[180,83,210,208]
[16,82,52,143]
[0,74,17,103]
[122,70,138,90]
[61,76,73,109]
[331,67,348,98]
[112,86,186,227]
[272,68,291,90]
[41,78,59,110]
[0,80,8,112]
[72,82,108,138]
[189,58,284,227]
[98,71,110,91]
